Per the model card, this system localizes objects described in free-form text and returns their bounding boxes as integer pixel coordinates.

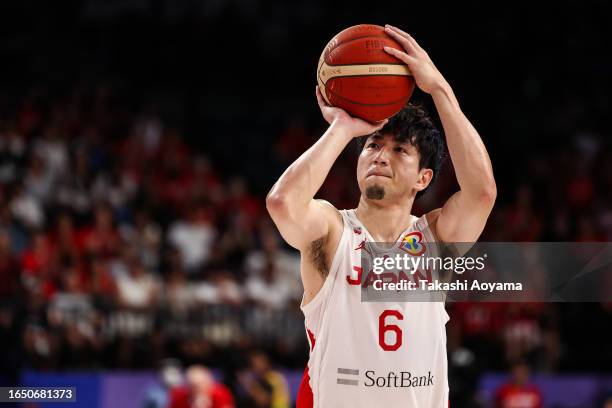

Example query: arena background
[0,0,611,407]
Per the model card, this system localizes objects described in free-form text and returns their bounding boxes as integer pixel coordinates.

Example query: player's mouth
[366,171,391,179]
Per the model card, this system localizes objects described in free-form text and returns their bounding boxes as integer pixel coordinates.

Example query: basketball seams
[323,62,407,67]
[324,74,411,79]
[317,72,412,108]
[317,55,331,105]
[323,33,394,58]
[324,36,403,66]
[325,85,410,107]
[318,62,411,83]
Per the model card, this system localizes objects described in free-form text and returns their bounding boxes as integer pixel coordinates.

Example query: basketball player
[266,25,496,407]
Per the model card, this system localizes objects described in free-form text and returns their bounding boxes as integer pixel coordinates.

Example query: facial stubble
[365,184,385,200]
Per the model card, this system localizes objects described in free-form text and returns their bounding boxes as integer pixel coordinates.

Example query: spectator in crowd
[119,208,162,272]
[90,257,118,310]
[0,229,20,298]
[0,124,27,186]
[494,361,543,408]
[236,350,290,408]
[168,364,234,408]
[20,230,57,301]
[168,203,216,275]
[48,264,97,368]
[84,203,121,259]
[51,212,83,267]
[115,252,159,309]
[163,248,193,313]
[142,358,185,408]
[24,154,55,205]
[10,183,45,230]
[0,202,29,255]
[245,256,292,310]
[243,222,301,305]
[55,146,96,217]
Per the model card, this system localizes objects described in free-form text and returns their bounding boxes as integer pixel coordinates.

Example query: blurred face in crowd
[128,259,145,278]
[63,268,82,293]
[58,213,73,231]
[250,352,270,376]
[95,206,113,230]
[186,365,214,393]
[161,364,183,388]
[28,155,45,176]
[261,228,280,254]
[190,206,212,225]
[0,230,11,255]
[33,232,48,252]
[0,205,10,223]
[512,363,530,386]
[356,133,432,203]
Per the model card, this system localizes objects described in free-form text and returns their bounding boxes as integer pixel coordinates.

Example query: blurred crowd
[0,84,308,383]
[142,353,289,408]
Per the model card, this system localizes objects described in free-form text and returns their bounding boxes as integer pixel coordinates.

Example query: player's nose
[373,146,390,165]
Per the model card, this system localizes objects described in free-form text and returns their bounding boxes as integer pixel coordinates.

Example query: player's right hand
[316,86,387,137]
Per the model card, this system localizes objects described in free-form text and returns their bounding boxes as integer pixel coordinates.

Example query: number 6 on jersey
[379,310,404,351]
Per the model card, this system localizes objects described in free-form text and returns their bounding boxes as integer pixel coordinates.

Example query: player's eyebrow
[368,133,413,148]
[367,133,385,143]
[395,140,413,148]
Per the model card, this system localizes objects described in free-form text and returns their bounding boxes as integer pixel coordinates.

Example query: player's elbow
[462,178,496,209]
[478,180,497,207]
[266,190,289,218]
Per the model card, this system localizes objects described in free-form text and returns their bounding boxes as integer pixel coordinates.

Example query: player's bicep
[431,190,494,243]
[268,199,336,251]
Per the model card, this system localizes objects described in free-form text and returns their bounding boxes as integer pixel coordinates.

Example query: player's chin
[364,184,386,200]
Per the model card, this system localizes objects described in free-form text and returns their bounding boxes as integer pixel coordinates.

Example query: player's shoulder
[314,199,343,227]
[314,198,338,211]
[417,208,441,242]
[425,208,474,256]
[425,208,442,226]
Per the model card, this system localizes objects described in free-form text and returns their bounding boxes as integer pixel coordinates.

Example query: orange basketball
[317,24,415,122]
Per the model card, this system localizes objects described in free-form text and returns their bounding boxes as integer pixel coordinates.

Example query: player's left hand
[383,25,447,95]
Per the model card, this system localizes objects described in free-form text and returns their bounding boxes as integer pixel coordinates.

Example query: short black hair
[357,104,445,199]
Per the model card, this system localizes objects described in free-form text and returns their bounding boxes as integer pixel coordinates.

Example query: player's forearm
[266,120,353,212]
[431,82,496,200]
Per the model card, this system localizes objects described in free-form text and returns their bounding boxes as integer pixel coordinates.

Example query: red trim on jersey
[297,329,316,408]
[306,329,316,350]
[296,365,314,408]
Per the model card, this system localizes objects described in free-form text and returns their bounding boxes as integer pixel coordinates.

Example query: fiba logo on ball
[399,231,425,256]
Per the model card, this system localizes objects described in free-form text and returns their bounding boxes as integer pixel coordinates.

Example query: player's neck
[355,197,414,242]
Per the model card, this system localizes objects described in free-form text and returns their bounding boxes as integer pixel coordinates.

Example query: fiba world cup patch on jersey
[399,231,426,256]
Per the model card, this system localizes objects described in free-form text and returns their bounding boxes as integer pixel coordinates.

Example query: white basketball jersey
[301,209,449,408]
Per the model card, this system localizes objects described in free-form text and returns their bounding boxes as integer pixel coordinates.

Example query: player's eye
[367,142,379,149]
[394,146,407,154]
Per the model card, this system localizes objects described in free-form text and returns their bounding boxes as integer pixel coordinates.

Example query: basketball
[317,24,416,122]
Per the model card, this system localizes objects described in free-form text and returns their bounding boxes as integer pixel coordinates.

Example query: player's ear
[414,168,433,192]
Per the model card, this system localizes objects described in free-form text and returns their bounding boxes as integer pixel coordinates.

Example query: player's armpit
[427,188,496,244]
